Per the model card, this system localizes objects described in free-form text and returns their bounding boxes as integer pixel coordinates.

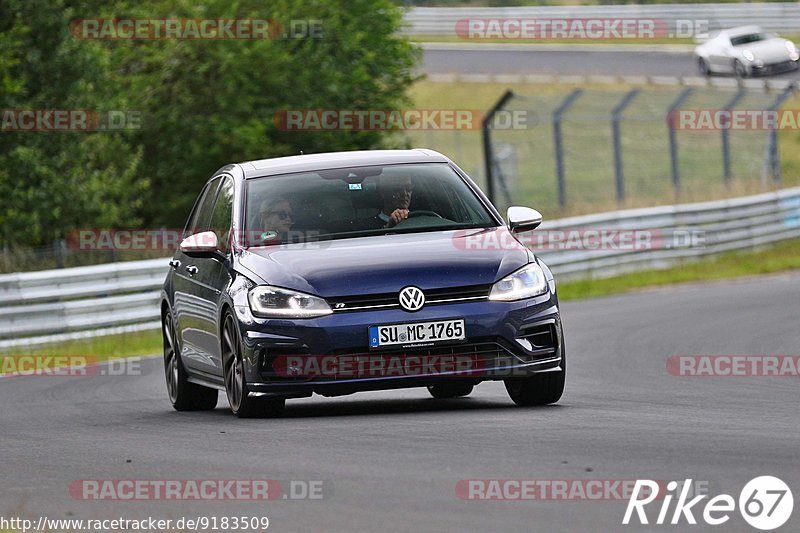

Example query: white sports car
[694,25,800,77]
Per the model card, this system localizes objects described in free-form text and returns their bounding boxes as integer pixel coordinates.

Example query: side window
[184,177,222,238]
[209,176,234,253]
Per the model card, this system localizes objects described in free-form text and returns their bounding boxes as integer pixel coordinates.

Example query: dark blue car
[161,149,565,417]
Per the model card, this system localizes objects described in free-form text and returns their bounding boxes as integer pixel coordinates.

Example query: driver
[368,175,413,229]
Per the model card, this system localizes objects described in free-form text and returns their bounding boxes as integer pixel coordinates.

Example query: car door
[709,36,734,72]
[172,176,222,378]
[197,175,236,375]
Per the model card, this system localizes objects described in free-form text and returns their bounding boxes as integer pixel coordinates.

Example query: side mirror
[179,231,219,257]
[507,206,543,233]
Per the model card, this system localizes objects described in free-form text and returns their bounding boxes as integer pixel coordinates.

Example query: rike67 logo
[623,476,793,530]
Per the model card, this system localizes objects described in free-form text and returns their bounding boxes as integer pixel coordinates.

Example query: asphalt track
[2,273,799,532]
[421,44,800,81]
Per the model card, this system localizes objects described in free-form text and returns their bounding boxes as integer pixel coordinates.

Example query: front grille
[258,336,560,383]
[757,60,797,74]
[327,284,490,312]
[330,338,511,359]
[319,339,515,381]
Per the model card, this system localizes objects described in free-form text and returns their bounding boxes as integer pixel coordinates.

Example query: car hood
[237,227,530,297]
[739,38,792,61]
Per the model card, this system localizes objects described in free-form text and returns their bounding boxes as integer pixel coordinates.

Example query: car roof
[237,149,451,179]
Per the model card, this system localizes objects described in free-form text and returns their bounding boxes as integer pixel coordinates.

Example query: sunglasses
[269,210,293,221]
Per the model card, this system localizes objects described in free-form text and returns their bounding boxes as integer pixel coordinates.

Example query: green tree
[0,0,147,246]
[0,0,421,246]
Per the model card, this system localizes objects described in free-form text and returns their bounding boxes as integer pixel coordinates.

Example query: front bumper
[234,290,563,397]
[750,58,799,75]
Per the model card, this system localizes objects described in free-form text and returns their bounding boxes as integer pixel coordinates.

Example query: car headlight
[489,262,548,302]
[248,286,332,318]
[786,41,799,60]
[742,50,755,62]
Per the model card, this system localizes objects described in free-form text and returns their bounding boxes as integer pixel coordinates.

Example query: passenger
[257,198,294,241]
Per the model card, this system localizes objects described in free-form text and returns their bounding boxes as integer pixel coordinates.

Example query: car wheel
[163,310,218,411]
[222,313,285,418]
[734,60,748,78]
[504,343,566,407]
[427,383,474,399]
[698,57,711,76]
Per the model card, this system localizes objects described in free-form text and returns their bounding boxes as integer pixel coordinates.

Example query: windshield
[730,33,769,46]
[244,162,497,246]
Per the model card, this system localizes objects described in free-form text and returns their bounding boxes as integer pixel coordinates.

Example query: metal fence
[0,241,168,275]
[483,84,797,216]
[404,4,800,36]
[1,184,799,346]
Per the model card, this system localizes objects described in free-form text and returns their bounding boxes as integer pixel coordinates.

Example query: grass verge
[0,328,161,367]
[557,238,800,301]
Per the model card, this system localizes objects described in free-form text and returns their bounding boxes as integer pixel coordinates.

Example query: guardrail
[537,186,800,280]
[405,4,800,36]
[0,259,168,347]
[1,186,799,347]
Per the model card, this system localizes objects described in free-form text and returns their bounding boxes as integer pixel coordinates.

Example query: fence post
[763,84,795,185]
[482,89,515,205]
[553,89,583,209]
[611,89,640,204]
[721,88,745,186]
[53,240,65,269]
[667,88,693,196]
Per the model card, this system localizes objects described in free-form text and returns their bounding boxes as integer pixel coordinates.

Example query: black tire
[163,310,218,411]
[734,60,748,78]
[427,382,474,399]
[504,343,566,407]
[698,57,711,77]
[222,313,285,418]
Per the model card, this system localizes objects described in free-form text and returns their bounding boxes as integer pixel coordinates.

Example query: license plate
[369,319,465,348]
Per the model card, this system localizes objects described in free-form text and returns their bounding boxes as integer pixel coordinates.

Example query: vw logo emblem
[399,286,425,312]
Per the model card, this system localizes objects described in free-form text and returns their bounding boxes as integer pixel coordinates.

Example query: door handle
[185,265,199,276]
[169,259,181,269]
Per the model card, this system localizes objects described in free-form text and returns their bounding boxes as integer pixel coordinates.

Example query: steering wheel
[407,210,443,219]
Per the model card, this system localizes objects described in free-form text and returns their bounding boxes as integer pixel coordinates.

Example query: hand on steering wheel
[406,210,443,219]
[385,209,444,228]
